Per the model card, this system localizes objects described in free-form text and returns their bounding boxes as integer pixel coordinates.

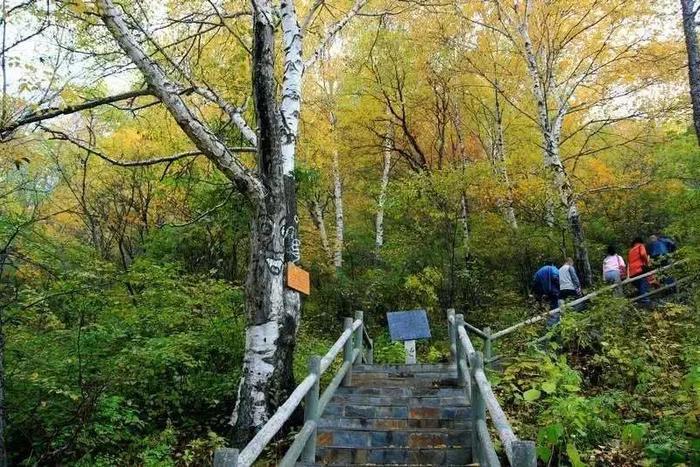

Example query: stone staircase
[301,363,474,466]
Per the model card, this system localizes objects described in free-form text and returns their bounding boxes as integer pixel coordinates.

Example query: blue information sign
[386,309,431,342]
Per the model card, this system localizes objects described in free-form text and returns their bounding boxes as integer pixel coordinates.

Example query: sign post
[404,340,416,364]
[386,309,431,365]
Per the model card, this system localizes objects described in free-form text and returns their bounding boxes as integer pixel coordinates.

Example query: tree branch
[0,88,156,139]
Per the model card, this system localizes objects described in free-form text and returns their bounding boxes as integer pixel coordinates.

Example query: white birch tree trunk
[518,0,592,285]
[680,0,700,145]
[375,122,392,251]
[459,191,470,258]
[491,85,518,229]
[332,146,344,269]
[310,199,332,261]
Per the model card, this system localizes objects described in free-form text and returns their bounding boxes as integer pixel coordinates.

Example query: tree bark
[309,199,332,261]
[230,0,302,443]
[331,130,344,269]
[518,0,593,284]
[459,191,470,259]
[491,84,518,229]
[0,303,5,467]
[681,0,700,145]
[375,122,392,251]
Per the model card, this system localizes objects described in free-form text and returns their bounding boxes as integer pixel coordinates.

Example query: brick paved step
[334,386,464,397]
[322,403,470,419]
[328,394,468,406]
[317,417,470,430]
[347,376,459,388]
[353,364,455,373]
[298,463,477,467]
[317,428,471,449]
[316,446,471,465]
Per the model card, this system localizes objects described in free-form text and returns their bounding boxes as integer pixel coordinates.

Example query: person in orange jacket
[628,237,651,304]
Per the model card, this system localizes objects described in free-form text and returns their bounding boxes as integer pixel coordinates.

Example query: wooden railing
[214,310,373,467]
[447,309,536,467]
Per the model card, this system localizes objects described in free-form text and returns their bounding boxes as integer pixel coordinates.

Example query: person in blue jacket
[532,262,560,311]
[647,235,669,259]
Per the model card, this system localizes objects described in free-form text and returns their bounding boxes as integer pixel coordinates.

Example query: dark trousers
[632,274,651,303]
[560,289,579,300]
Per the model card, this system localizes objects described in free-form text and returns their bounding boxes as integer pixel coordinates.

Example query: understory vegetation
[493,292,700,466]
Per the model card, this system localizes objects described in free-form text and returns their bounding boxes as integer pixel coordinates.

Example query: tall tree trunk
[332,147,344,269]
[459,192,470,259]
[681,0,700,145]
[547,134,593,286]
[491,83,518,229]
[230,0,301,443]
[375,122,392,252]
[519,1,592,284]
[0,305,5,467]
[309,199,332,261]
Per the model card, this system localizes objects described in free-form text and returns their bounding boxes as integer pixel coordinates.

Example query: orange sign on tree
[286,263,310,295]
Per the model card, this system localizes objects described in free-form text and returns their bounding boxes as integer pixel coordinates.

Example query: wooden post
[404,339,416,364]
[301,356,321,462]
[455,314,466,387]
[470,352,486,465]
[214,448,239,467]
[483,326,492,369]
[447,308,456,363]
[511,439,537,467]
[342,317,354,386]
[354,310,364,358]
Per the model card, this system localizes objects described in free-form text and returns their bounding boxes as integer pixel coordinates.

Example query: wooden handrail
[447,309,536,466]
[215,312,371,467]
[490,259,687,341]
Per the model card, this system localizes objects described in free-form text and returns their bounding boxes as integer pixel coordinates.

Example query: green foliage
[372,333,406,364]
[497,291,700,466]
[6,255,245,465]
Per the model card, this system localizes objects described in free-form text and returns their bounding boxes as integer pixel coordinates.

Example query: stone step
[318,417,470,430]
[347,376,459,388]
[328,394,468,407]
[317,446,471,465]
[317,428,471,449]
[298,463,478,467]
[322,403,470,420]
[352,371,456,379]
[353,364,455,373]
[334,386,465,397]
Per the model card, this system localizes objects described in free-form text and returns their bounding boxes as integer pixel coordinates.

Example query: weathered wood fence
[447,309,536,467]
[214,311,373,467]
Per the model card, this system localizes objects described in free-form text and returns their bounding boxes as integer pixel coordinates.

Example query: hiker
[660,234,677,254]
[602,245,626,296]
[559,257,582,301]
[532,262,561,325]
[628,237,651,304]
[647,234,669,259]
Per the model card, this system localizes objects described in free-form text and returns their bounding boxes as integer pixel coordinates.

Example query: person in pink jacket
[602,245,626,295]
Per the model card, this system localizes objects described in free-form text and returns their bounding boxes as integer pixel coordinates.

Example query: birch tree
[477,0,662,285]
[375,117,393,251]
[1,0,368,445]
[680,0,700,145]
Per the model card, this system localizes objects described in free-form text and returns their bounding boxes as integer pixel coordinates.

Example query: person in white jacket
[559,257,582,300]
[602,245,626,296]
